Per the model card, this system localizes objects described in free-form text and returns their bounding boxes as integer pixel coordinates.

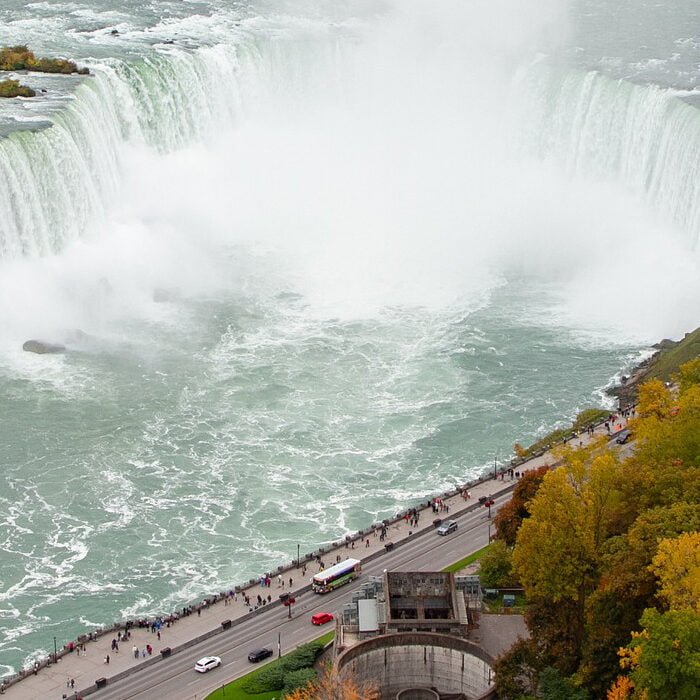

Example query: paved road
[94,493,507,700]
[5,413,630,700]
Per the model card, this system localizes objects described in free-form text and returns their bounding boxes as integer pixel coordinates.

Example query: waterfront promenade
[1,416,629,700]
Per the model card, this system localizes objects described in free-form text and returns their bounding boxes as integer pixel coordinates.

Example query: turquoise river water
[0,0,699,673]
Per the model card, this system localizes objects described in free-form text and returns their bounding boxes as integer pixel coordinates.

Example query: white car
[194,655,222,673]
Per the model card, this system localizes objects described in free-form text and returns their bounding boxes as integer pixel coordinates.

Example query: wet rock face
[22,339,66,354]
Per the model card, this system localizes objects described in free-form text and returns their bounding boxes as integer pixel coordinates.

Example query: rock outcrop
[22,339,66,354]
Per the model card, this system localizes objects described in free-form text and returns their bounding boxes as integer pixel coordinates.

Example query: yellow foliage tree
[513,448,623,601]
[649,532,700,613]
[606,676,635,700]
[636,379,672,420]
[676,357,700,394]
[513,442,527,459]
[283,665,379,700]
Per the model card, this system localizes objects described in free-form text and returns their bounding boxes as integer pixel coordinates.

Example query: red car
[311,612,334,626]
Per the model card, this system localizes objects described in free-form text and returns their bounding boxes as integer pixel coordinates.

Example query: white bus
[312,558,362,594]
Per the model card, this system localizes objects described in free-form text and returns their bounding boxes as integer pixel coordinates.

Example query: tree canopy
[494,358,700,700]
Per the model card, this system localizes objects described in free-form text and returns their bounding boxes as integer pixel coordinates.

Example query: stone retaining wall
[336,632,493,700]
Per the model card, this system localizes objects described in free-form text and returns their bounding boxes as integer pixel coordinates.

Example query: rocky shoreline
[606,326,700,406]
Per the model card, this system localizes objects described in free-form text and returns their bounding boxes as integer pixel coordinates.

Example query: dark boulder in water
[22,339,66,354]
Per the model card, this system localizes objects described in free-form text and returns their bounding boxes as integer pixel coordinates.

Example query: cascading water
[0,0,698,676]
[508,64,700,246]
[0,23,345,256]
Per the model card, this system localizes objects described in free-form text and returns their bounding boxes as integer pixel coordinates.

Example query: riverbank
[0,412,628,700]
[607,326,700,406]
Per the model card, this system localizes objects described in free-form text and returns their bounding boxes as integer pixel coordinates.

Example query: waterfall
[509,63,700,247]
[2,26,700,260]
[0,27,343,259]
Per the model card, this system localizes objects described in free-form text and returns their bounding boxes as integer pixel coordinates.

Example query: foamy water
[0,0,699,673]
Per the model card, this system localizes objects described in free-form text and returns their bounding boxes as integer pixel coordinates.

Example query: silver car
[436,520,458,535]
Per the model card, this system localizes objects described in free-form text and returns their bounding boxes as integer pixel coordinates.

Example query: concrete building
[335,571,493,700]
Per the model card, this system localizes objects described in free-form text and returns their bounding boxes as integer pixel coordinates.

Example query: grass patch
[514,407,609,460]
[483,593,527,614]
[442,544,492,573]
[646,327,700,383]
[205,631,334,700]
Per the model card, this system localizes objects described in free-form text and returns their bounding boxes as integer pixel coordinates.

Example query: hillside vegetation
[491,358,700,700]
[609,326,700,406]
[0,45,89,74]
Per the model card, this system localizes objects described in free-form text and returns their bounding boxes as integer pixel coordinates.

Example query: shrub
[280,641,323,672]
[0,45,89,74]
[0,79,35,98]
[241,665,285,693]
[283,668,318,696]
[240,641,324,694]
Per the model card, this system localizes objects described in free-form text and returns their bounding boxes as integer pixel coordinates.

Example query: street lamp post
[53,636,57,664]
[494,452,497,479]
[297,543,300,568]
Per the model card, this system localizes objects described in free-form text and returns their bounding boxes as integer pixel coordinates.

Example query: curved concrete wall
[337,633,493,700]
[396,688,440,700]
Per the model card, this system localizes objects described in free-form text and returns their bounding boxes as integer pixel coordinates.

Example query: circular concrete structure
[337,632,494,700]
[396,688,440,700]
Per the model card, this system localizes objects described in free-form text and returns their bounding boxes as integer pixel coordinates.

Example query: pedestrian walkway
[1,412,630,700]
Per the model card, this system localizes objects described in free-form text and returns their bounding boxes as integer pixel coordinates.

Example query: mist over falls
[0,0,699,674]
[0,0,698,344]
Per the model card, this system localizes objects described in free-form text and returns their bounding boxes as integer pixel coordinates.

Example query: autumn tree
[631,372,700,475]
[676,357,700,393]
[494,465,549,545]
[606,676,634,700]
[284,665,379,700]
[635,379,673,420]
[578,501,700,693]
[649,532,700,613]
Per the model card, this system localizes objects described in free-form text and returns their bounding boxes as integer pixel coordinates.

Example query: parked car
[311,612,334,625]
[194,655,221,673]
[615,429,632,444]
[436,520,458,536]
[248,647,273,663]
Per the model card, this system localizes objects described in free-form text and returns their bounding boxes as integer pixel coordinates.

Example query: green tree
[525,597,583,676]
[624,608,700,700]
[493,638,542,700]
[579,589,639,697]
[538,666,589,700]
[478,540,514,588]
